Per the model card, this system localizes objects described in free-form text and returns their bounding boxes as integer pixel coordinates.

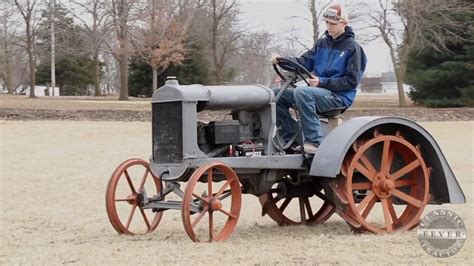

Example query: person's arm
[319,45,367,91]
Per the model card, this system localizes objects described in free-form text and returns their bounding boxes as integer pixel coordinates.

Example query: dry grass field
[0,94,473,264]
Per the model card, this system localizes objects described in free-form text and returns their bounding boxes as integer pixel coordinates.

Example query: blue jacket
[283,26,367,107]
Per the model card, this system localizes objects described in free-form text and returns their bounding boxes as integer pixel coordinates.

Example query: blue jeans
[274,86,346,146]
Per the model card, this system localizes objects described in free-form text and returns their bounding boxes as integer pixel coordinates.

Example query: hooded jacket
[283,26,367,107]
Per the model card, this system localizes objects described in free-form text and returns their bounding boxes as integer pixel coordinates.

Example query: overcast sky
[237,0,393,76]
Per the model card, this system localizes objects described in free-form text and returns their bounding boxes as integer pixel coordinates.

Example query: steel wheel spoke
[357,191,376,213]
[361,195,377,219]
[217,191,231,201]
[380,140,391,174]
[208,169,213,196]
[139,208,150,230]
[392,189,423,208]
[390,160,421,181]
[138,169,148,192]
[279,197,292,213]
[395,178,415,187]
[380,140,395,174]
[218,208,237,218]
[386,198,399,225]
[125,205,137,229]
[359,155,377,181]
[299,198,306,223]
[192,192,210,204]
[215,180,231,198]
[192,206,209,228]
[381,198,394,231]
[124,170,136,193]
[355,162,375,182]
[209,211,214,242]
[304,197,313,218]
[352,182,372,190]
[115,198,129,202]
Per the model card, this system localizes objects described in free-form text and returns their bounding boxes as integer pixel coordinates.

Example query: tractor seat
[318,108,347,118]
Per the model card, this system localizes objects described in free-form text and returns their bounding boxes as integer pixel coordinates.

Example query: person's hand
[308,74,320,87]
[271,53,281,64]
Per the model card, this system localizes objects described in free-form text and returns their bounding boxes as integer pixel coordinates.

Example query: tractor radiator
[152,102,183,164]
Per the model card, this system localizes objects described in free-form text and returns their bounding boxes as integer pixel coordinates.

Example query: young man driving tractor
[272,3,367,154]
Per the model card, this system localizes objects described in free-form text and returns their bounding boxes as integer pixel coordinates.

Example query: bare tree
[364,0,473,107]
[108,0,136,100]
[208,0,242,84]
[69,0,110,96]
[233,31,276,85]
[13,0,40,98]
[302,0,331,46]
[0,2,16,93]
[133,0,194,91]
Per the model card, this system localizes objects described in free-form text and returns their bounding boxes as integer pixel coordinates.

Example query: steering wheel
[273,57,313,87]
[272,57,313,102]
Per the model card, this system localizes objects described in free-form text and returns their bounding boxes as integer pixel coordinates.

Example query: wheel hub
[126,193,138,205]
[209,198,223,211]
[373,174,395,199]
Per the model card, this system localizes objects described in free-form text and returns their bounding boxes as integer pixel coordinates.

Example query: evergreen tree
[129,43,211,97]
[406,1,474,107]
[36,57,96,95]
[34,3,98,95]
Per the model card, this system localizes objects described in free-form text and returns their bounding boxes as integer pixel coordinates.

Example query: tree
[36,56,96,95]
[13,0,40,98]
[232,31,276,85]
[405,1,474,107]
[109,0,136,100]
[35,1,97,95]
[0,2,16,93]
[69,0,110,96]
[364,0,473,107]
[133,0,192,91]
[36,3,86,58]
[208,0,242,84]
[129,41,211,97]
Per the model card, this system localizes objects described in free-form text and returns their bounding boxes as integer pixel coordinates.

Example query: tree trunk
[50,0,55,96]
[309,0,319,46]
[26,21,35,98]
[4,49,13,94]
[395,68,407,107]
[118,53,128,100]
[117,0,129,101]
[388,45,406,107]
[93,52,101,96]
[2,22,13,94]
[152,67,157,91]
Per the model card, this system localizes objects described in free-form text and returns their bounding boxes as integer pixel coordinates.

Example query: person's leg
[293,86,346,145]
[273,88,299,143]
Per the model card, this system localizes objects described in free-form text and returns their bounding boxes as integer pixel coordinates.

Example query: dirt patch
[1,94,473,122]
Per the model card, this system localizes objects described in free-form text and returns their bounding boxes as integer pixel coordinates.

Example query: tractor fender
[309,116,465,204]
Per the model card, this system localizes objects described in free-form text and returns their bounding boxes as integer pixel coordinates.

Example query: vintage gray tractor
[105,58,465,242]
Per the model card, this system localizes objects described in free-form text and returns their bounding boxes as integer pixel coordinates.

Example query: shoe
[295,143,319,154]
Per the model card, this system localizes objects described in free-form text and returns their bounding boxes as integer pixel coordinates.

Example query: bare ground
[0,95,473,264]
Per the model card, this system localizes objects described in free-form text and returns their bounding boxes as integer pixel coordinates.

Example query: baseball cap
[323,3,349,24]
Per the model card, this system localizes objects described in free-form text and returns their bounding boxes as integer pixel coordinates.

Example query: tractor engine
[151,78,276,167]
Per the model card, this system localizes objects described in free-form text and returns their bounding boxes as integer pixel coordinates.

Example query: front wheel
[105,158,164,235]
[181,162,242,242]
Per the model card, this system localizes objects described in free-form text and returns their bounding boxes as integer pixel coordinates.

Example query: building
[360,77,382,93]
